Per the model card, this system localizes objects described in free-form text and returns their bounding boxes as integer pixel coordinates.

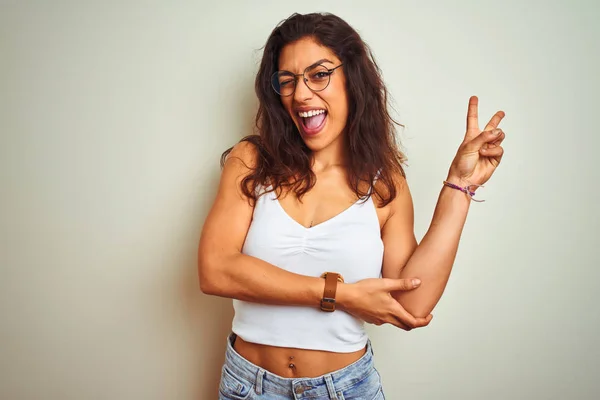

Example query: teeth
[298,109,326,118]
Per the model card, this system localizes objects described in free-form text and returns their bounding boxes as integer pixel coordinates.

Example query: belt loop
[255,368,265,395]
[324,375,338,399]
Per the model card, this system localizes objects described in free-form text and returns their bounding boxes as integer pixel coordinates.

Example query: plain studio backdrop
[1,1,598,399]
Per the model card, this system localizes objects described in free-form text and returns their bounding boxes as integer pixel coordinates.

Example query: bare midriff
[233,335,367,378]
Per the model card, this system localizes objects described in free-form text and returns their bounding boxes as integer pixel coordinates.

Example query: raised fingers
[465,96,480,139]
[483,110,505,131]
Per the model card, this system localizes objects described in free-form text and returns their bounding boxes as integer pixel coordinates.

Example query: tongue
[304,113,326,130]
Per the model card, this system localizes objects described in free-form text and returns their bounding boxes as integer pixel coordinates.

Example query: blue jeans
[218,333,385,399]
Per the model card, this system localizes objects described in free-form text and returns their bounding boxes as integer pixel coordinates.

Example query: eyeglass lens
[272,65,333,96]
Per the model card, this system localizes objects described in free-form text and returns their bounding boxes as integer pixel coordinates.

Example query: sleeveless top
[231,183,385,353]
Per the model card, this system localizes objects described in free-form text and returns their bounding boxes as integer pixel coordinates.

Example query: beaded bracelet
[443,180,485,202]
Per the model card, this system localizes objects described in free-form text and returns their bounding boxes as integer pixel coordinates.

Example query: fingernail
[412,279,421,287]
[494,129,501,135]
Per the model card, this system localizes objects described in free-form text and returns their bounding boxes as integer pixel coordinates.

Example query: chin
[301,130,342,153]
[303,140,326,152]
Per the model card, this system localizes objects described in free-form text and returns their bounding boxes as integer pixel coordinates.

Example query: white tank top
[232,183,384,353]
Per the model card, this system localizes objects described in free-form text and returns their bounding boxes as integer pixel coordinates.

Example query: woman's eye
[313,72,330,79]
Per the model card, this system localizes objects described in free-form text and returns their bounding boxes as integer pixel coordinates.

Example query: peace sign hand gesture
[446,96,506,191]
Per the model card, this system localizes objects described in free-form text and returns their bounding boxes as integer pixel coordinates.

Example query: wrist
[445,175,472,189]
[443,177,484,203]
[335,283,354,312]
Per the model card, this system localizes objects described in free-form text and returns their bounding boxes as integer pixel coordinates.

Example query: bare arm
[381,96,506,319]
[198,141,326,306]
[381,179,470,319]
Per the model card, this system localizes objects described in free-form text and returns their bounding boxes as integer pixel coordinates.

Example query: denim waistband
[223,332,376,398]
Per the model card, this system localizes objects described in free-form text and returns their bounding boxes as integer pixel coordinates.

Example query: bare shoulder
[219,139,262,198]
[199,142,259,218]
[374,169,414,228]
[373,168,410,203]
[199,140,260,259]
[389,170,413,213]
[223,139,260,172]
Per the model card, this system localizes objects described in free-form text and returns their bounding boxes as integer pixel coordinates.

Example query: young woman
[198,12,506,400]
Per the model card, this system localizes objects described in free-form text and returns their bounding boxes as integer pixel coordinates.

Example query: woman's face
[277,37,348,153]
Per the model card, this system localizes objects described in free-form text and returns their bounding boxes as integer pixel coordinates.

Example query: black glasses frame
[271,64,344,97]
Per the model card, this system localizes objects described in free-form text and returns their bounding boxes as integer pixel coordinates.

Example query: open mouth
[298,109,327,136]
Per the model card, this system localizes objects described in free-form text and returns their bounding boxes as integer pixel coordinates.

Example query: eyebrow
[280,58,335,73]
[307,58,335,69]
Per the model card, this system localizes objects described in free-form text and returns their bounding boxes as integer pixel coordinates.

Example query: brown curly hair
[221,12,406,206]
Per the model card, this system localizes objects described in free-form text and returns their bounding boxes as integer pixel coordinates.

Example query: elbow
[404,300,436,320]
[394,293,436,321]
[198,273,217,296]
[197,254,225,296]
[410,307,434,320]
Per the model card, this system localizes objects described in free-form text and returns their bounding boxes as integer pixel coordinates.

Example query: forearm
[199,252,327,307]
[394,184,471,317]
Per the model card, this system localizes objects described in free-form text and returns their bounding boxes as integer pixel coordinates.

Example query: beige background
[1,1,598,399]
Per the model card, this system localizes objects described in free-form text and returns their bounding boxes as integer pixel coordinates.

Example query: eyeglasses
[271,63,343,97]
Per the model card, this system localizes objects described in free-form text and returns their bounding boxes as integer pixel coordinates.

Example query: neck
[311,136,346,173]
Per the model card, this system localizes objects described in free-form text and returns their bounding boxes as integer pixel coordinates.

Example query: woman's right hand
[337,278,433,331]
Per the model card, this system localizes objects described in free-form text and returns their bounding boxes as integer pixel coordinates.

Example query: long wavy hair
[221,12,406,206]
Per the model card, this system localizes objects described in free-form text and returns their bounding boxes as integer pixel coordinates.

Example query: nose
[293,76,313,102]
